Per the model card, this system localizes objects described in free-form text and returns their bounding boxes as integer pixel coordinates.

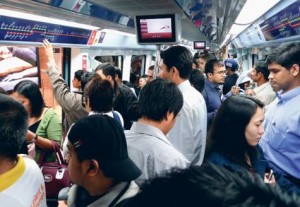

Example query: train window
[94,56,123,69]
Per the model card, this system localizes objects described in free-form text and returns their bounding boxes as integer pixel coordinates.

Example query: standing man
[66,115,141,206]
[259,43,300,194]
[95,63,139,130]
[248,60,276,105]
[159,45,207,165]
[42,40,88,134]
[202,59,226,129]
[125,79,189,186]
[223,58,239,95]
[146,65,155,82]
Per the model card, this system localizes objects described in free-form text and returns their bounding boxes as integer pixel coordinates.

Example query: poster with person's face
[0,46,39,92]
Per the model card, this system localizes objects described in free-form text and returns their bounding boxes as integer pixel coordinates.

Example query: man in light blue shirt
[159,46,207,165]
[259,43,300,194]
[125,79,189,186]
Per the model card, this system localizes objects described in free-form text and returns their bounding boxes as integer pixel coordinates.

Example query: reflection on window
[32,0,134,27]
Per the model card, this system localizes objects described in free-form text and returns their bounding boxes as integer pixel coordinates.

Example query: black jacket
[113,84,140,130]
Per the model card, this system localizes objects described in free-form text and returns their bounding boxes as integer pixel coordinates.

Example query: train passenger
[11,80,62,162]
[125,79,189,186]
[12,80,61,206]
[115,163,300,207]
[247,60,276,105]
[259,43,300,194]
[189,69,205,93]
[0,94,47,207]
[115,68,137,97]
[66,115,141,207]
[84,74,124,127]
[222,58,239,95]
[95,63,139,130]
[72,69,84,92]
[192,58,200,69]
[138,74,147,89]
[42,39,88,134]
[205,96,275,184]
[146,65,155,82]
[159,45,207,165]
[194,50,215,73]
[228,70,252,98]
[202,59,226,129]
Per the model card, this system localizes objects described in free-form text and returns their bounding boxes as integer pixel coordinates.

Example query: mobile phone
[268,169,274,181]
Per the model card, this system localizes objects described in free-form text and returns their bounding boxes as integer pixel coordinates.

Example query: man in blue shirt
[259,43,300,195]
[202,59,226,129]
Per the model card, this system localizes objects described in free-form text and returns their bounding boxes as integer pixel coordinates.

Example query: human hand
[264,170,276,187]
[245,88,255,96]
[231,86,240,95]
[42,39,56,69]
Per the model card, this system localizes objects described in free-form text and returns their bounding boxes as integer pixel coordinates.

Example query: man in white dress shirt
[159,46,207,165]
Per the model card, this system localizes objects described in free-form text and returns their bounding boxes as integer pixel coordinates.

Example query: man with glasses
[202,59,226,130]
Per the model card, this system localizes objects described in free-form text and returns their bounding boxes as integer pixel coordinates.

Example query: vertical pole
[154,44,161,79]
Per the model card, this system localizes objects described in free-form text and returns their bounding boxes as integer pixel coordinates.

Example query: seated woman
[205,95,274,184]
[11,80,62,162]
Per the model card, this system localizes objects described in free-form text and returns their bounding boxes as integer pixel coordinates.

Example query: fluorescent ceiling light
[221,0,280,46]
[0,8,99,30]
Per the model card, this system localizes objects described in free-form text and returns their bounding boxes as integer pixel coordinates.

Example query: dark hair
[95,63,116,79]
[193,52,200,59]
[84,75,114,113]
[138,78,183,121]
[80,71,95,92]
[189,69,205,93]
[13,80,44,117]
[74,69,84,81]
[266,43,300,69]
[141,74,148,79]
[0,94,28,159]
[254,60,269,80]
[148,65,154,71]
[118,163,300,207]
[115,68,122,79]
[192,59,200,68]
[206,96,264,165]
[204,59,224,75]
[199,50,215,62]
[160,46,193,79]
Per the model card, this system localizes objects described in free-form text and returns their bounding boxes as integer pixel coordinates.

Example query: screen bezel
[135,14,178,44]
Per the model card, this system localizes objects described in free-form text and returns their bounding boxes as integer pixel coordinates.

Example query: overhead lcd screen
[194,41,206,49]
[135,14,179,44]
[259,2,300,41]
[0,15,93,44]
[140,18,172,39]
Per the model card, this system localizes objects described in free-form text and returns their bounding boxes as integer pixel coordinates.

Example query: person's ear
[85,159,99,176]
[290,64,300,76]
